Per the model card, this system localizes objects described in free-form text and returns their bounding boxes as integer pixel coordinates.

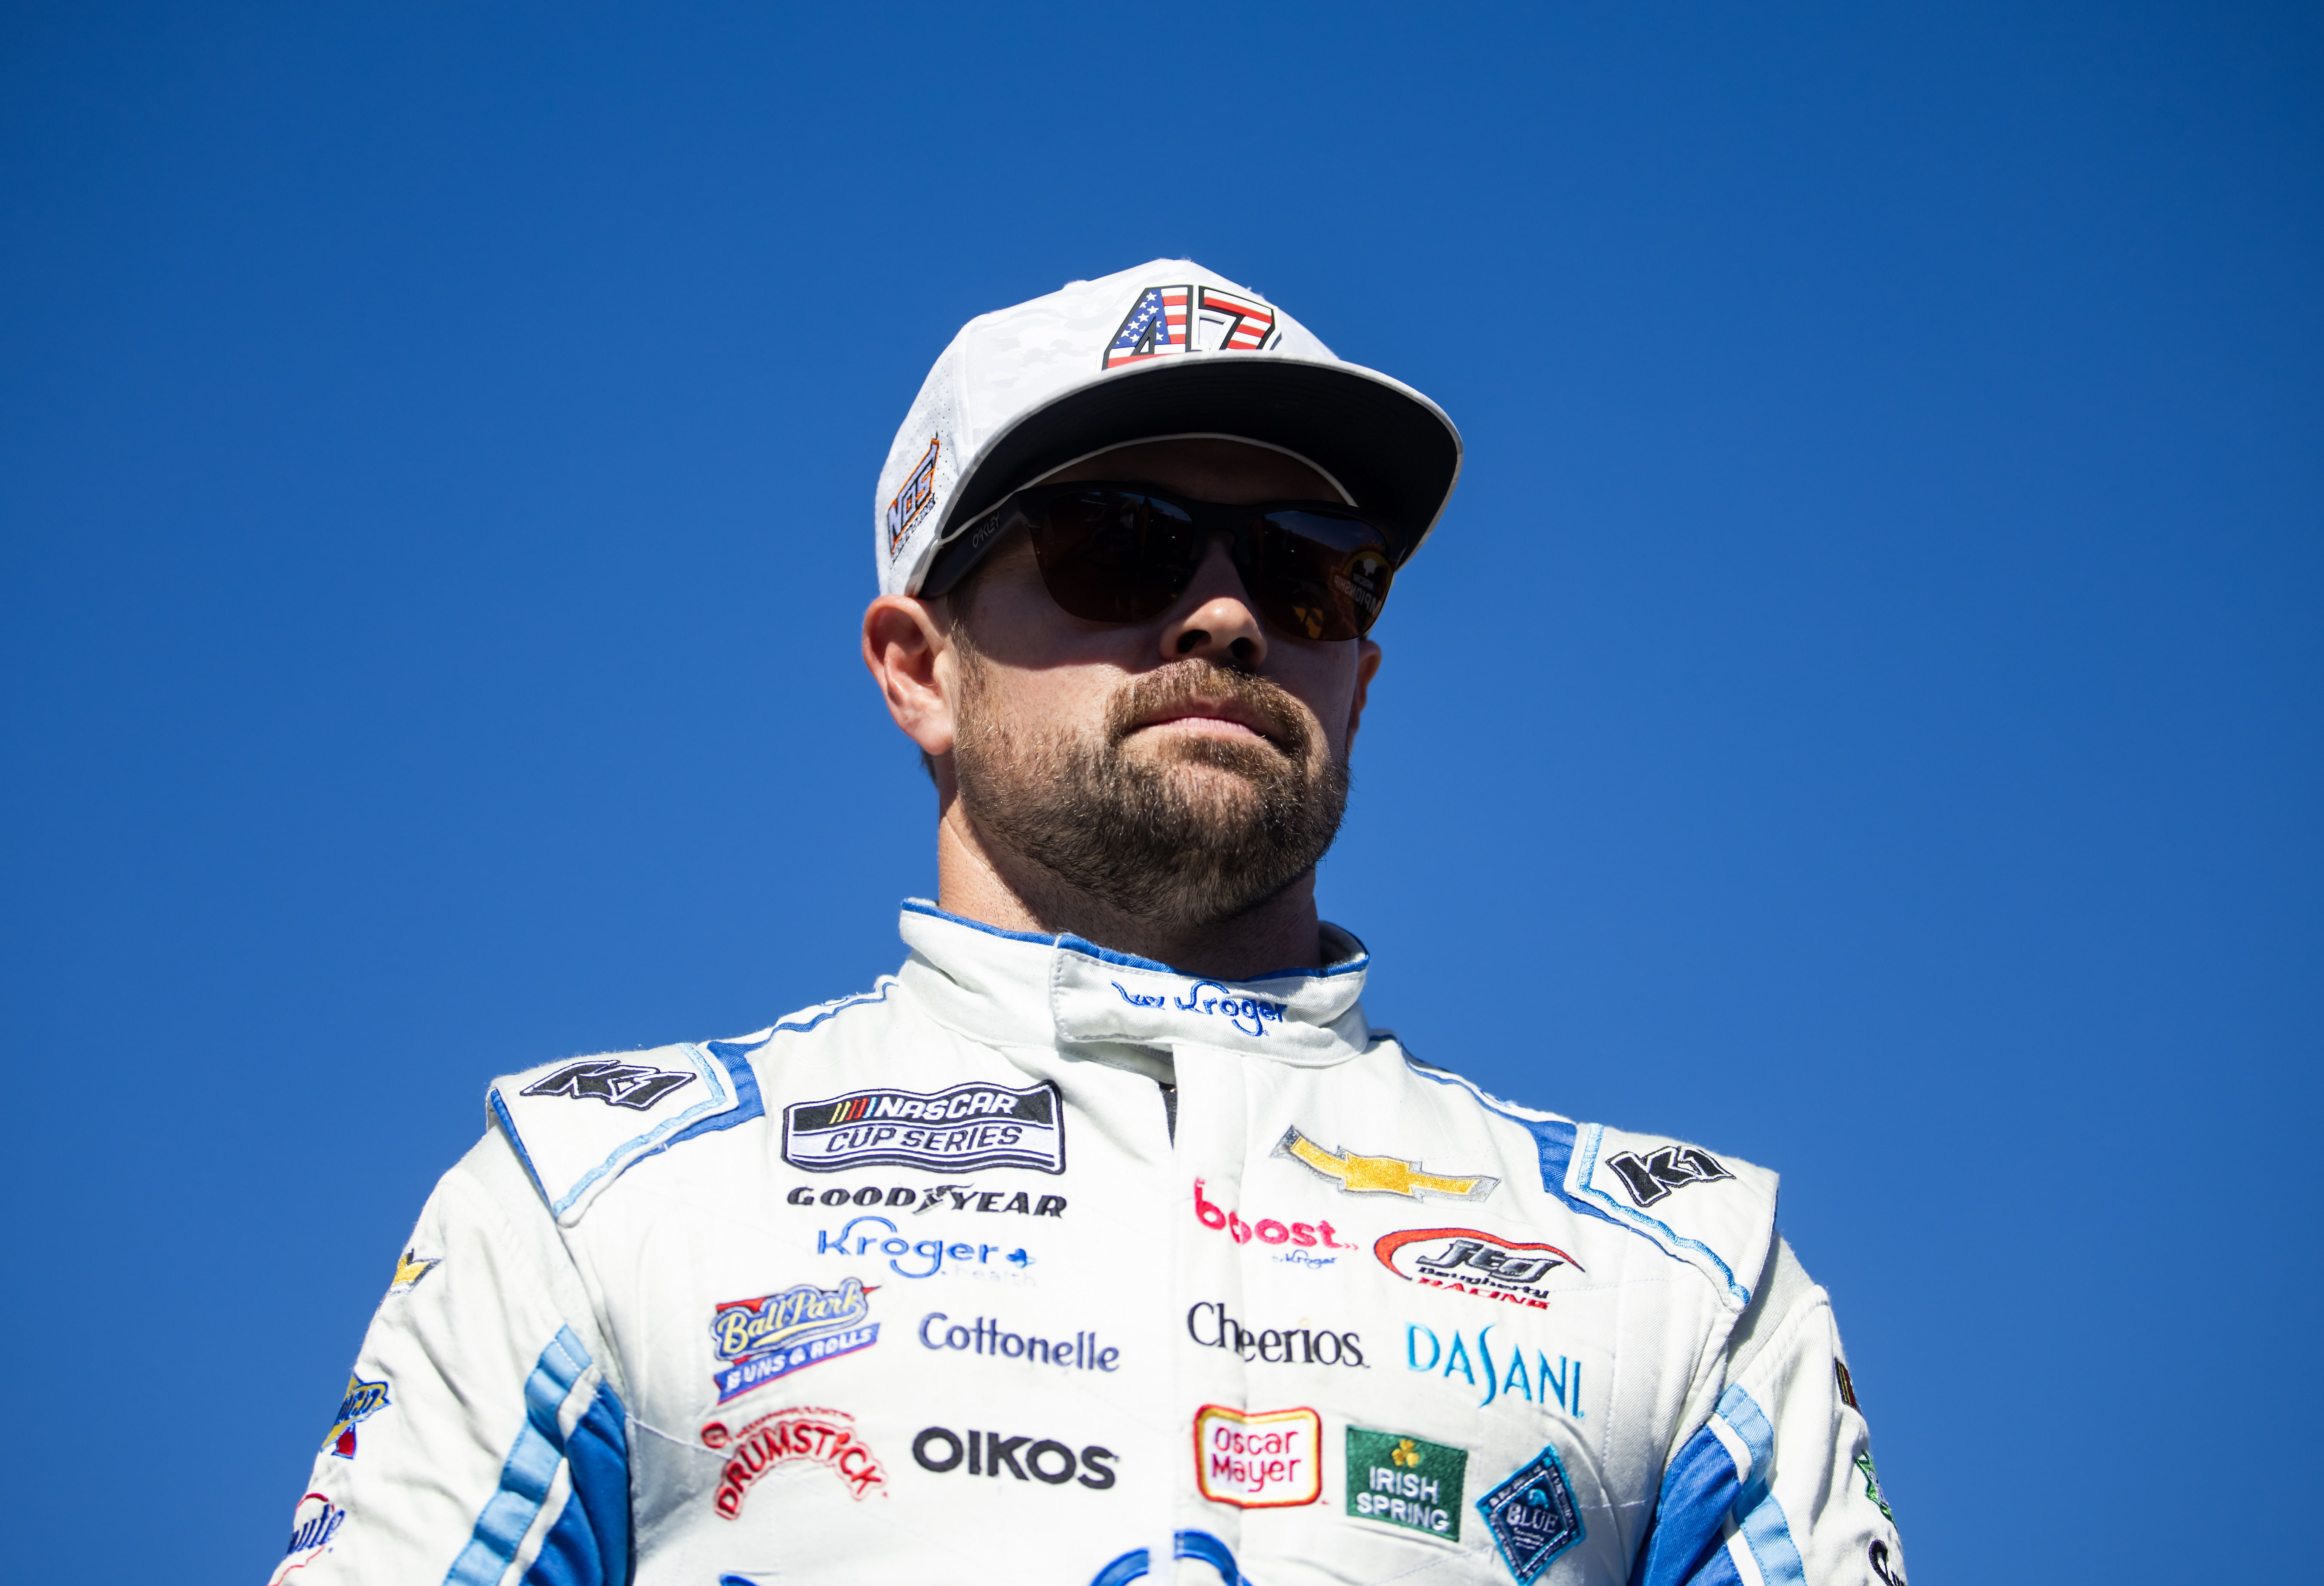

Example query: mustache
[1103,660,1314,759]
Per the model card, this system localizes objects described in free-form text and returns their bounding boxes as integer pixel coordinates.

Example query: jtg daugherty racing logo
[783,1082,1065,1174]
[1111,979,1286,1037]
[708,1276,879,1404]
[1374,1227,1580,1309]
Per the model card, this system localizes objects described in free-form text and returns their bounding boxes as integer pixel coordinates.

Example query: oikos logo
[912,1426,1118,1488]
[1374,1227,1580,1310]
[1191,1179,1355,1253]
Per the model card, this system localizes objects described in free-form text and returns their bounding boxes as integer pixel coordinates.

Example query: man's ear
[1343,638,1384,754]
[863,595,958,757]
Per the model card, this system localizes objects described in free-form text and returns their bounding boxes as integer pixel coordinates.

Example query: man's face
[940,438,1385,929]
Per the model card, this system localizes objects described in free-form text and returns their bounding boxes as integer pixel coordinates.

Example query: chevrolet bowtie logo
[388,1248,440,1296]
[1274,1128,1499,1202]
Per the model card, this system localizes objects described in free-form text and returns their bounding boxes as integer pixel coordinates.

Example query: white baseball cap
[871,258,1463,598]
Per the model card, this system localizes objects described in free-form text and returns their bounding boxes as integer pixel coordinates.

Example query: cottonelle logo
[1374,1228,1580,1310]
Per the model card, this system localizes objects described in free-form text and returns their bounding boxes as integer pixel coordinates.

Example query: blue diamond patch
[1476,1443,1584,1582]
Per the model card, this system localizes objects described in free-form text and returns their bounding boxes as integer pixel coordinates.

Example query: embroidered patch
[1275,1127,1498,1201]
[1857,1450,1895,1521]
[1194,286,1278,351]
[1604,1144,1731,1206]
[519,1059,698,1111]
[886,436,940,556]
[267,1492,348,1585]
[323,1373,390,1458]
[1476,1445,1584,1582]
[1193,1404,1321,1508]
[703,1405,886,1513]
[1346,1427,1467,1540]
[1102,285,1192,368]
[386,1248,438,1297]
[1835,1357,1860,1410]
[783,1082,1065,1174]
[710,1277,879,1405]
[1374,1227,1579,1309]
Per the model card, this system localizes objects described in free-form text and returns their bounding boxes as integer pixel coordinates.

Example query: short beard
[951,645,1352,931]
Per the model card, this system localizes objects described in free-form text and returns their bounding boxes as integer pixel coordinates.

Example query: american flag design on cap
[1195,286,1278,352]
[1103,285,1191,368]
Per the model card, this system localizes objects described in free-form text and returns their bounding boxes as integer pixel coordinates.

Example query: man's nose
[1158,538,1268,670]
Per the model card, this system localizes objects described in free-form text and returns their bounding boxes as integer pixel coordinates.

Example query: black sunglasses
[927,483,1408,641]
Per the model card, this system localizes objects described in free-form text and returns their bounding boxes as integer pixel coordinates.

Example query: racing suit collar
[895,900,1374,1067]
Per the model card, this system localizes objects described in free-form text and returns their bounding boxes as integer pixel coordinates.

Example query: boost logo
[912,1427,1118,1488]
[1374,1228,1580,1310]
[1191,1178,1354,1252]
[702,1406,885,1514]
[784,1082,1065,1175]
[709,1276,879,1405]
[1193,1405,1320,1508]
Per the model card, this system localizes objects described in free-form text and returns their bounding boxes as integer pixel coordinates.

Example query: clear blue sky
[3,4,2317,1580]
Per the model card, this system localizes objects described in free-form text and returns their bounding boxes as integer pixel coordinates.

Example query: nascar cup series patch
[782,1082,1066,1175]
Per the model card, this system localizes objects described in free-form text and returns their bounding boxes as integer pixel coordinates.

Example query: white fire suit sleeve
[1630,1238,1908,1586]
[263,1126,632,1586]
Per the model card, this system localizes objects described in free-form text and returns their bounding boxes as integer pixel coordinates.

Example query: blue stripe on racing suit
[445,1326,631,1586]
[1633,1384,1803,1586]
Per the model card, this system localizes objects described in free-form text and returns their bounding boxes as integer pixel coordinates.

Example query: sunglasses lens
[1026,490,1202,623]
[1251,510,1397,640]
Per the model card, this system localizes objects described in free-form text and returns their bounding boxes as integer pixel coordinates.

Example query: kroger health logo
[818,1214,1033,1279]
[1110,980,1286,1037]
[709,1276,879,1405]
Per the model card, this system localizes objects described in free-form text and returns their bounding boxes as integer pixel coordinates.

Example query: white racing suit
[269,903,1908,1586]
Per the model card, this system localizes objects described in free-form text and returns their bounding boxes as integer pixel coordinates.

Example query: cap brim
[920,356,1461,594]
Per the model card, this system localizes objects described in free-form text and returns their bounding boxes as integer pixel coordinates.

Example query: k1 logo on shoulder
[323,1373,390,1457]
[520,1059,697,1111]
[1194,1405,1320,1508]
[267,1493,347,1586]
[703,1407,885,1514]
[1477,1445,1584,1583]
[1605,1145,1731,1207]
[1276,1128,1498,1202]
[1346,1427,1469,1541]
[710,1277,878,1405]
[784,1082,1065,1174]
[1375,1228,1580,1310]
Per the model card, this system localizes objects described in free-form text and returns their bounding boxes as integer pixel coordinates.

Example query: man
[268,261,1908,1586]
